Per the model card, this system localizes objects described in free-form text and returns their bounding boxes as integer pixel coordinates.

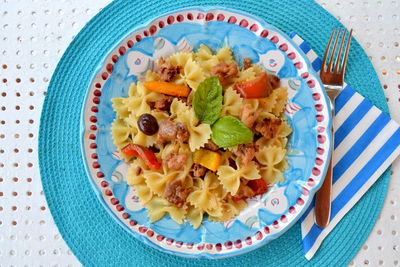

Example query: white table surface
[0,0,399,266]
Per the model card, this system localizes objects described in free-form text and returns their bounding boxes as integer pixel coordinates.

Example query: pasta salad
[111,45,292,229]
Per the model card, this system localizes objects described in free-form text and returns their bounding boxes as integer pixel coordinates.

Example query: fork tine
[340,29,353,79]
[321,29,336,72]
[334,30,347,73]
[328,28,342,72]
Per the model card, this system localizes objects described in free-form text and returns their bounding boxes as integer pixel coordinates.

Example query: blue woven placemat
[39,0,390,266]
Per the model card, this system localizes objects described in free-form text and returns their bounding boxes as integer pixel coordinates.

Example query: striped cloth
[289,32,400,260]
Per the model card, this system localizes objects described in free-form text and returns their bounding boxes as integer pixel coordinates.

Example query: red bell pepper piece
[232,178,269,202]
[121,144,161,170]
[234,72,273,98]
[247,178,269,196]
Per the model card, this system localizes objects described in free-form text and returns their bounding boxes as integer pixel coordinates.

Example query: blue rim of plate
[79,6,332,259]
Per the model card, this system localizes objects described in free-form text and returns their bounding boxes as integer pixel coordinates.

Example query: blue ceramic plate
[80,7,332,259]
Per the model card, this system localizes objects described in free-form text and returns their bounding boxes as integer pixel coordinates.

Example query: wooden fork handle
[314,149,333,228]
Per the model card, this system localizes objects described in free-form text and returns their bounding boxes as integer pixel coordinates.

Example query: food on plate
[111,45,292,228]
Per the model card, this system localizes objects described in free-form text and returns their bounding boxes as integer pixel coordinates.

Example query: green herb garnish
[211,116,254,148]
[193,77,223,124]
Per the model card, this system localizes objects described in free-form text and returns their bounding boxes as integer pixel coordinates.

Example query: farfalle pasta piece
[216,46,234,63]
[195,44,217,64]
[144,70,161,82]
[146,197,187,224]
[186,205,204,229]
[234,65,264,83]
[211,179,229,200]
[187,173,222,215]
[167,51,193,68]
[256,145,286,166]
[128,83,138,97]
[169,98,189,119]
[271,87,288,115]
[259,166,284,184]
[195,45,235,73]
[111,118,135,148]
[125,83,160,120]
[278,120,292,138]
[160,142,191,160]
[222,86,243,117]
[170,99,211,151]
[243,98,262,113]
[142,165,181,197]
[256,145,287,184]
[209,198,247,222]
[259,91,278,113]
[277,157,289,171]
[127,159,154,205]
[160,143,194,184]
[143,143,192,197]
[217,161,261,195]
[111,98,130,119]
[256,136,288,149]
[174,58,205,90]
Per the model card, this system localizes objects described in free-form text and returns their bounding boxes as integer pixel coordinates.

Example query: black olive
[137,113,159,135]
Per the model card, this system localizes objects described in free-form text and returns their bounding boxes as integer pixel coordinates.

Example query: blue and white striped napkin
[289,32,400,260]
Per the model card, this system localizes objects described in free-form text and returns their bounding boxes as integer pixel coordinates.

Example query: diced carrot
[143,81,190,97]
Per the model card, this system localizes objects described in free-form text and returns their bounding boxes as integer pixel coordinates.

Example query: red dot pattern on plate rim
[85,10,330,253]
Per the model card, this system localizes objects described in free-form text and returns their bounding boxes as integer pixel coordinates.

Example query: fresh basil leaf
[193,77,223,124]
[211,116,253,148]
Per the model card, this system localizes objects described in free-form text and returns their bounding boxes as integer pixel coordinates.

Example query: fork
[314,28,353,228]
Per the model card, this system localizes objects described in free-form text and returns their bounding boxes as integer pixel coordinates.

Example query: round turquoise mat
[39,0,390,266]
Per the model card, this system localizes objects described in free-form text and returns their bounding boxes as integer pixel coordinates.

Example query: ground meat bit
[268,74,281,89]
[164,152,188,170]
[176,123,190,143]
[157,119,177,144]
[157,119,190,144]
[148,101,156,109]
[192,163,207,177]
[254,117,282,139]
[233,183,255,200]
[239,103,262,128]
[148,145,160,153]
[233,143,259,167]
[155,57,181,82]
[243,58,251,70]
[204,139,219,151]
[211,62,239,85]
[154,94,174,111]
[185,97,193,108]
[164,179,191,208]
[177,96,189,105]
[228,158,238,170]
[134,166,142,176]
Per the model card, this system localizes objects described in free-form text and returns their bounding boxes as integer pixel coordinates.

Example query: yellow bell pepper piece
[193,149,221,171]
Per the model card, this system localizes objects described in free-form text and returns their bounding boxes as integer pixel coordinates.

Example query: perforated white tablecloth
[0,1,399,266]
